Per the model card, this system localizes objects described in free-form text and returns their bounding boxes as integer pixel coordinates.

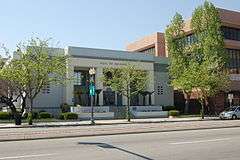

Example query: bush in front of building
[163,106,176,111]
[38,112,52,119]
[169,110,180,117]
[60,112,78,120]
[0,112,11,120]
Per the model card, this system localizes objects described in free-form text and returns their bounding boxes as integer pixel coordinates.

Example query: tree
[166,1,229,117]
[0,46,24,125]
[190,1,229,119]
[0,38,68,125]
[165,13,193,113]
[102,65,148,122]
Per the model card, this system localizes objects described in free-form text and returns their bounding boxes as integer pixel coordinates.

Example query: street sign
[89,83,95,96]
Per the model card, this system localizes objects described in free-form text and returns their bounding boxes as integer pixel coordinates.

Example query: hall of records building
[29,46,173,115]
[127,8,240,113]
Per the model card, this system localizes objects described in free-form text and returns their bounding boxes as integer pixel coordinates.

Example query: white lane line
[0,153,57,160]
[170,138,231,145]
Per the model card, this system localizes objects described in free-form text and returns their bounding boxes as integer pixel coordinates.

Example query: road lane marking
[170,138,231,145]
[0,153,57,160]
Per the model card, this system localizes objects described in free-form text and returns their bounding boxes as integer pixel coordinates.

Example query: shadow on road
[78,142,154,160]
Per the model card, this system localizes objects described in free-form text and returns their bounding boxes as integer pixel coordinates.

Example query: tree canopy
[102,64,148,121]
[0,38,68,125]
[165,1,229,117]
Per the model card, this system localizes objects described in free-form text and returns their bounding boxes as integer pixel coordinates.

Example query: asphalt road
[0,127,240,160]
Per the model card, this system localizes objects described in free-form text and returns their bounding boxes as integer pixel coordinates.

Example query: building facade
[127,8,240,113]
[32,46,173,115]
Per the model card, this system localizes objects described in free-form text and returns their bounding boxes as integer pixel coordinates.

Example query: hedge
[169,110,180,117]
[38,112,52,119]
[0,112,11,120]
[60,112,78,120]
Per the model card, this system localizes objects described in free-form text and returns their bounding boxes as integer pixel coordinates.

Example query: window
[222,26,240,41]
[42,83,50,94]
[74,71,82,85]
[157,84,164,95]
[226,48,240,74]
[74,70,88,86]
[185,34,197,45]
[139,47,155,55]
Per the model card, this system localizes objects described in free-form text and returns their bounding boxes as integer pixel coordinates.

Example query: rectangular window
[42,83,50,94]
[74,70,88,86]
[222,26,240,41]
[226,48,240,74]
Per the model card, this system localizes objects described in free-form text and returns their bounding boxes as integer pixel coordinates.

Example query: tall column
[96,67,103,106]
[148,70,155,105]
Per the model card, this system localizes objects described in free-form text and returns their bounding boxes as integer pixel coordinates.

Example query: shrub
[32,112,39,119]
[169,110,180,117]
[0,112,11,120]
[39,112,52,119]
[61,112,78,120]
[59,113,64,120]
[60,103,70,113]
[163,106,176,111]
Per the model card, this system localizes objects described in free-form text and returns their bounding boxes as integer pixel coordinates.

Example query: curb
[0,123,238,142]
[0,118,219,129]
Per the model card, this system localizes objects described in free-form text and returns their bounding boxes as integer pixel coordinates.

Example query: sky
[0,0,239,55]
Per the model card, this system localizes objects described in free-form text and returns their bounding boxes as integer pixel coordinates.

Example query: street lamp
[89,68,96,125]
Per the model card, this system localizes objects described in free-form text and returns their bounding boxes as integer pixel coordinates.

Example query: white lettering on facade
[99,61,127,66]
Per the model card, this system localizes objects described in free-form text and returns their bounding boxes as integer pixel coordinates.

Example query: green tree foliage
[165,13,193,113]
[166,1,229,117]
[0,38,68,125]
[102,65,148,121]
[190,1,229,118]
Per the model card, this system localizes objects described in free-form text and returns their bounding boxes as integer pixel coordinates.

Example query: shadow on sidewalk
[78,142,154,160]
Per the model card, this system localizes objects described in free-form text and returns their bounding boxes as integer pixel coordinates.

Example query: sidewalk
[0,117,217,129]
[1,117,240,142]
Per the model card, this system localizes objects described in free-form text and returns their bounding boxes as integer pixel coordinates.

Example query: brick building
[126,8,240,114]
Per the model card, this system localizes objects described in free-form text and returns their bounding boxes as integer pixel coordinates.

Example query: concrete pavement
[0,117,217,128]
[0,119,240,141]
[0,127,240,159]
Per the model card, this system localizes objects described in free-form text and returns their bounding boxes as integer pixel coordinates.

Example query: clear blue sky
[0,0,239,55]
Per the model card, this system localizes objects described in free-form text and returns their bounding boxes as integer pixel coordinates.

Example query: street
[0,127,240,160]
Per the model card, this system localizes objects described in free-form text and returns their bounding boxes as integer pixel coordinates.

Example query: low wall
[71,106,114,119]
[131,111,168,118]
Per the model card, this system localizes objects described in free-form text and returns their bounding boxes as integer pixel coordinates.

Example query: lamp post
[89,68,96,125]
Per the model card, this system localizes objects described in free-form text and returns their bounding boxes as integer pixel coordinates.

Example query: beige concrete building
[32,46,173,116]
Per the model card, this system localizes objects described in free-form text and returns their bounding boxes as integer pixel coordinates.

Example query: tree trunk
[127,96,131,122]
[10,106,22,125]
[14,112,22,125]
[21,96,26,114]
[200,99,205,119]
[28,98,33,125]
[126,83,131,122]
